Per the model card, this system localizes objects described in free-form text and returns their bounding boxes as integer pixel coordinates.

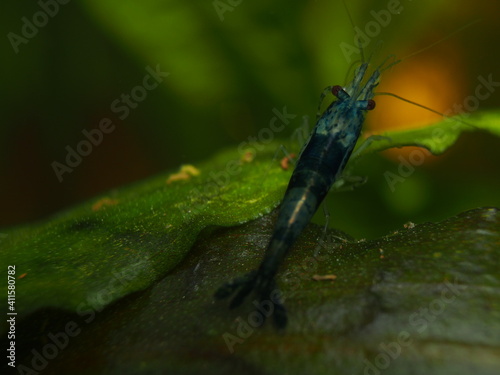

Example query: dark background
[1,0,499,239]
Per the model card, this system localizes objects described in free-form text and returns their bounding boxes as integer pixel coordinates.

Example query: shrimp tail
[214,269,288,328]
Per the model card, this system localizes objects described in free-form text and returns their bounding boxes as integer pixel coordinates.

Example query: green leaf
[1,104,499,373]
[0,144,291,317]
[356,109,500,156]
[12,207,500,374]
[2,109,500,318]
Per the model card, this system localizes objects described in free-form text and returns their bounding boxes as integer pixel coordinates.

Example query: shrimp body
[216,62,380,328]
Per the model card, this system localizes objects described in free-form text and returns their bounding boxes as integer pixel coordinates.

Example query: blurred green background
[1,0,499,239]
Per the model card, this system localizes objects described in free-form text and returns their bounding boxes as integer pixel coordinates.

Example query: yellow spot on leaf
[379,248,385,259]
[240,151,255,163]
[166,164,201,184]
[280,153,296,170]
[181,164,200,176]
[92,198,119,211]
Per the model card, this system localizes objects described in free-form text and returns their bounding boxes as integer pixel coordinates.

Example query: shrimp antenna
[401,18,481,61]
[375,92,479,130]
[375,19,482,130]
[380,18,481,73]
[342,0,365,63]
[343,60,361,86]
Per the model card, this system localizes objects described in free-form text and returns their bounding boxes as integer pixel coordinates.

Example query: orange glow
[366,41,467,162]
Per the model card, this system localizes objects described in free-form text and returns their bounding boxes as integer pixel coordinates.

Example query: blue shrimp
[214,2,479,327]
[215,60,383,328]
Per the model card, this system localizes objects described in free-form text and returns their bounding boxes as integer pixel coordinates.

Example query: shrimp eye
[367,99,376,110]
[331,85,343,97]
